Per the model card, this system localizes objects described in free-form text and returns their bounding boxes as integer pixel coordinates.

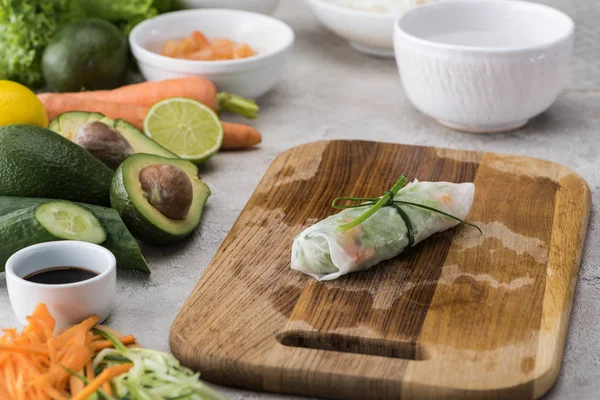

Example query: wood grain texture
[170,141,591,400]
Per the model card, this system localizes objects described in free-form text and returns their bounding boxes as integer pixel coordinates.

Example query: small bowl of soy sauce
[6,241,116,331]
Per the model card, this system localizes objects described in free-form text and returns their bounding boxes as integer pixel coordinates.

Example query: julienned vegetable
[0,196,151,274]
[0,303,137,399]
[1,304,224,399]
[291,177,478,280]
[93,328,227,400]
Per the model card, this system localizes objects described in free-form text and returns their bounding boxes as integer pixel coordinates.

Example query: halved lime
[143,97,223,164]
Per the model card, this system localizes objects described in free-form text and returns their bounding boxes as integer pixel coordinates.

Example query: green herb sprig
[332,175,481,246]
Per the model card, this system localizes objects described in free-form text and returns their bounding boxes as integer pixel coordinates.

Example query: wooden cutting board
[170,141,591,400]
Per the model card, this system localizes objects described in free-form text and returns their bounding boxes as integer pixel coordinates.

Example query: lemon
[143,97,223,164]
[0,80,48,128]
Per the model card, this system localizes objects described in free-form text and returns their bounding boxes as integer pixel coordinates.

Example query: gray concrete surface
[1,1,599,399]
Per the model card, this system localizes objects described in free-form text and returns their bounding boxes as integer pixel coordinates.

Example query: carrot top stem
[217,92,260,119]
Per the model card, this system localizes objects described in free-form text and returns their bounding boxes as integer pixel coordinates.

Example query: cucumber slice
[35,201,106,244]
[0,197,149,274]
[0,201,108,270]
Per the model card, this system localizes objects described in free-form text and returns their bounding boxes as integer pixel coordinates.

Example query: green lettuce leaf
[79,0,177,34]
[0,0,178,87]
[0,0,84,87]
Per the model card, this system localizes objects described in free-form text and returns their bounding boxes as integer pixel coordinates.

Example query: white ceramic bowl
[394,0,574,133]
[306,0,399,57]
[6,241,116,331]
[178,0,281,15]
[130,9,295,98]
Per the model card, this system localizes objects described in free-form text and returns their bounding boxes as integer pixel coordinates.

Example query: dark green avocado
[0,125,113,205]
[42,18,128,92]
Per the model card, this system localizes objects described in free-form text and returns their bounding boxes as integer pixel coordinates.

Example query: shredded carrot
[0,304,134,399]
[102,380,112,396]
[72,364,133,400]
[0,344,49,355]
[93,334,136,351]
[85,360,94,382]
[69,372,84,396]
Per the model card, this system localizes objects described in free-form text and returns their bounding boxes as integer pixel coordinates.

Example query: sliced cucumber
[0,197,150,274]
[0,201,107,271]
[35,201,107,243]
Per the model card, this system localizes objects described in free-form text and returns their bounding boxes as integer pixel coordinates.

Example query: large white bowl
[130,9,294,98]
[394,0,574,133]
[178,0,281,15]
[305,0,399,57]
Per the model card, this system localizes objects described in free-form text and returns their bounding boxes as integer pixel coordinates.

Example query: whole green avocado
[0,125,114,206]
[42,18,129,92]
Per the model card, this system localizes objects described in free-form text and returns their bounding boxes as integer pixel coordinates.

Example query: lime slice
[143,97,223,164]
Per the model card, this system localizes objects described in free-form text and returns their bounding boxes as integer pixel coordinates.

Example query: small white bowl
[305,0,401,57]
[6,241,116,331]
[178,0,281,15]
[130,9,295,98]
[394,0,574,133]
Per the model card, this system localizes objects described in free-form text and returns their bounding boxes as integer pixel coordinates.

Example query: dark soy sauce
[24,266,98,285]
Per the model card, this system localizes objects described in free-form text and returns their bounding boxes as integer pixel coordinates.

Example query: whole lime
[42,19,128,92]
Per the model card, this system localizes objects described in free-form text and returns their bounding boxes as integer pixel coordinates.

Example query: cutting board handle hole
[277,331,430,360]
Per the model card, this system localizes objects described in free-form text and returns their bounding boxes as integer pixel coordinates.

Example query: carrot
[221,122,262,150]
[85,360,94,382]
[39,77,218,110]
[69,371,84,396]
[38,94,148,128]
[93,334,136,351]
[39,94,262,150]
[102,381,112,396]
[0,344,49,355]
[72,364,133,400]
[0,304,138,399]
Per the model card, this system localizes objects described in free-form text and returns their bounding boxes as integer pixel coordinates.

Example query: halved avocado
[48,111,112,141]
[114,119,176,158]
[110,154,210,245]
[49,111,177,169]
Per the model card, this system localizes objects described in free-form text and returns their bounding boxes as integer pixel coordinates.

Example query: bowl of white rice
[306,0,432,57]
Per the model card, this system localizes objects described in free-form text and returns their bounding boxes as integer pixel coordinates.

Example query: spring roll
[291,180,475,281]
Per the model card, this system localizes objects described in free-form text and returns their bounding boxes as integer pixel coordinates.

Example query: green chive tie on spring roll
[291,180,475,281]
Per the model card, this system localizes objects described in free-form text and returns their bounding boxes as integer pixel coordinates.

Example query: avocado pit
[74,121,133,170]
[139,164,193,220]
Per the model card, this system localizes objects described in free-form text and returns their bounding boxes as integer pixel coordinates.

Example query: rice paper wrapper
[291,180,475,281]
